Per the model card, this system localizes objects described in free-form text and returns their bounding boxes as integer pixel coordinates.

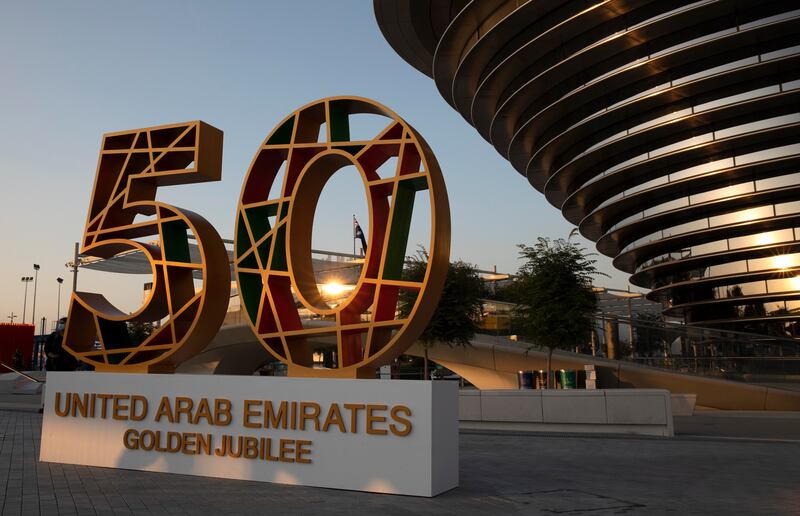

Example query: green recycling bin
[559,369,577,389]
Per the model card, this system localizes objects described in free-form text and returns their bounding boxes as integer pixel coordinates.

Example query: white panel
[541,390,607,424]
[458,390,481,420]
[480,391,543,422]
[605,390,669,425]
[40,372,458,497]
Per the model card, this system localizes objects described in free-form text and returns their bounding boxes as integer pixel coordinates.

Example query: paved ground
[1,410,799,515]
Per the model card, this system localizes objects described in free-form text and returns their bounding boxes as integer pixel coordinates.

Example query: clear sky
[0,1,634,329]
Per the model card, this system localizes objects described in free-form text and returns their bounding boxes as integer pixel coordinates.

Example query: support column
[605,317,618,360]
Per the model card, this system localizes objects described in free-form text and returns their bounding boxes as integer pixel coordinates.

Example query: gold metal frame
[235,96,450,378]
[63,121,231,373]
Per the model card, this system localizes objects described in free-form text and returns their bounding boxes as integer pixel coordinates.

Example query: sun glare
[320,281,354,297]
[773,254,794,270]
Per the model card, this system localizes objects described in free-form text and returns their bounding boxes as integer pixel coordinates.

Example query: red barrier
[0,324,35,370]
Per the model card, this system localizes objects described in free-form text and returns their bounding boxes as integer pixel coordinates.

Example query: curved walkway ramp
[180,324,800,411]
[407,333,800,411]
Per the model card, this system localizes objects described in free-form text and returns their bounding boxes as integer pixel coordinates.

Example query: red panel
[0,324,35,369]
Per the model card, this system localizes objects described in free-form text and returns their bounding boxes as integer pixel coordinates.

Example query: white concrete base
[671,393,697,416]
[459,389,674,437]
[40,372,459,497]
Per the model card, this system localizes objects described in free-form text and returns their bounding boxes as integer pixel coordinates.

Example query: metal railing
[593,314,800,379]
[0,362,43,383]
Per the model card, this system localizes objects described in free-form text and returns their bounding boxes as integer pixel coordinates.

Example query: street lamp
[56,277,64,321]
[20,276,33,324]
[31,264,40,334]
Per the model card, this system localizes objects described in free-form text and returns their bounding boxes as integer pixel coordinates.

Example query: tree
[398,249,484,380]
[510,232,604,388]
[127,320,154,346]
[633,312,667,357]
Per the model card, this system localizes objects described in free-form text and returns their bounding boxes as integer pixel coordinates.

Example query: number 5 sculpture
[63,122,231,372]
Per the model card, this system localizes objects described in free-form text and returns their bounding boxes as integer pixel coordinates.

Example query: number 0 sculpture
[235,97,450,378]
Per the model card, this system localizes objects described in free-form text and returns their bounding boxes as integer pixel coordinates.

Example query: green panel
[238,249,259,269]
[271,224,288,271]
[329,101,350,142]
[235,212,252,258]
[245,205,274,242]
[401,175,429,191]
[237,272,263,326]
[257,235,273,266]
[383,182,416,280]
[106,352,131,365]
[266,116,295,145]
[278,201,289,220]
[162,220,190,263]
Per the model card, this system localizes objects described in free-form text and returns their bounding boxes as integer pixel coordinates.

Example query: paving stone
[1,410,799,514]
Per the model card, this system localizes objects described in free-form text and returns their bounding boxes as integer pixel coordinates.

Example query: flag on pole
[353,216,367,255]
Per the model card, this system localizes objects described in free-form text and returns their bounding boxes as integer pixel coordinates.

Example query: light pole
[20,276,33,323]
[7,313,17,323]
[31,264,40,334]
[56,277,64,321]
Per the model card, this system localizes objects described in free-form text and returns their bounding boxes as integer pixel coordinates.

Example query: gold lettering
[155,396,174,423]
[389,405,413,436]
[54,392,69,417]
[343,403,365,433]
[264,401,288,429]
[295,440,313,464]
[243,437,259,459]
[290,401,297,430]
[278,439,295,463]
[265,437,279,461]
[322,403,346,433]
[112,394,130,420]
[299,402,321,431]
[165,432,181,453]
[130,395,148,421]
[71,393,89,418]
[139,430,156,450]
[174,396,193,423]
[123,429,139,449]
[214,398,232,426]
[97,393,113,419]
[366,404,388,435]
[197,433,212,455]
[243,400,261,428]
[182,432,197,455]
[193,398,212,425]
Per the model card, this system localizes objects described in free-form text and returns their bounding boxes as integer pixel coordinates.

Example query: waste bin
[559,369,577,389]
[534,370,548,389]
[517,370,534,389]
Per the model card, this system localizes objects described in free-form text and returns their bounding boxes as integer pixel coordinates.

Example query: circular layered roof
[375,0,800,333]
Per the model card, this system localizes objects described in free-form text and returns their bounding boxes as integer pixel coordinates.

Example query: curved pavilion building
[375,1,800,336]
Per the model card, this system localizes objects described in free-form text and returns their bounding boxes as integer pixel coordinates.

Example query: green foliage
[484,281,516,302]
[510,234,604,352]
[398,249,484,348]
[127,320,154,346]
[633,312,666,356]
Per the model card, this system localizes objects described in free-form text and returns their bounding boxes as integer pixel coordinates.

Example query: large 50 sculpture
[64,96,451,378]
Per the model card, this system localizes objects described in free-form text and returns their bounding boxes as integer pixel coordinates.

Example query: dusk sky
[0,1,634,329]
